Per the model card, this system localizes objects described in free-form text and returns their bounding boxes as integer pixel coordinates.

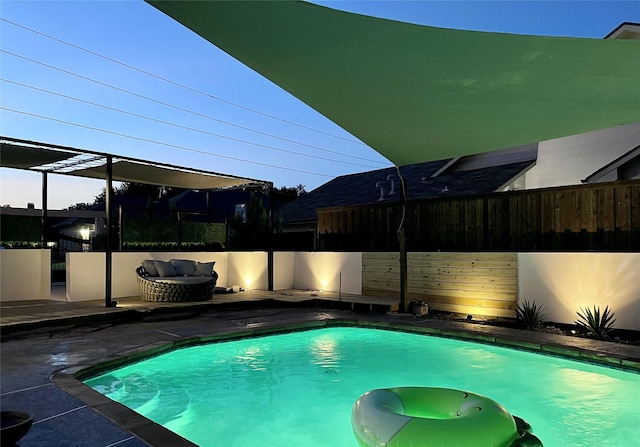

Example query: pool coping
[51,317,640,447]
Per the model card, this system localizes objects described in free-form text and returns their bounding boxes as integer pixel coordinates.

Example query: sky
[1,0,638,209]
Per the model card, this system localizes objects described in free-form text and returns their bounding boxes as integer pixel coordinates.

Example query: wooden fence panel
[580,188,597,232]
[362,252,401,298]
[318,179,640,252]
[362,252,518,318]
[632,186,640,248]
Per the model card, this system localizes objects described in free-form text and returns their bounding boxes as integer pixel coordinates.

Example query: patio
[1,297,639,447]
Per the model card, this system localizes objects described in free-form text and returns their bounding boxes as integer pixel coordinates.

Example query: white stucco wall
[274,252,295,290]
[226,251,269,290]
[24,250,639,332]
[518,252,640,331]
[64,251,362,301]
[525,122,640,189]
[66,251,228,302]
[0,249,51,301]
[292,252,362,294]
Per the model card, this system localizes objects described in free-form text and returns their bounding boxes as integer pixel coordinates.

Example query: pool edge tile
[494,338,542,351]
[621,358,640,371]
[541,344,583,359]
[53,372,197,447]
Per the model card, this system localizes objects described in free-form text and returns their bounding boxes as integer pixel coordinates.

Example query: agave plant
[575,305,616,339]
[516,300,548,330]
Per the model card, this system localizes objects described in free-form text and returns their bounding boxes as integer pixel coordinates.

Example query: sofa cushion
[170,259,197,276]
[195,261,216,277]
[141,260,159,277]
[149,276,214,285]
[155,260,177,277]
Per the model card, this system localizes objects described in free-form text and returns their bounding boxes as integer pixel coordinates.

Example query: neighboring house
[0,206,103,256]
[583,144,640,184]
[279,124,640,250]
[523,122,640,189]
[278,146,537,247]
[51,195,155,253]
[54,217,99,253]
[604,21,640,40]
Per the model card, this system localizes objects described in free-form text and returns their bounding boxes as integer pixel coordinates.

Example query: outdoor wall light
[79,228,90,240]
[242,277,254,289]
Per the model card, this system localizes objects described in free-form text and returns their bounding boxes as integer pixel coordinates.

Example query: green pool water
[85,327,640,447]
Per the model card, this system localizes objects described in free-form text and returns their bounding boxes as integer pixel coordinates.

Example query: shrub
[516,300,548,330]
[575,305,616,339]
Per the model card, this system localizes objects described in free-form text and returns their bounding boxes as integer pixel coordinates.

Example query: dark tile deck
[1,295,639,447]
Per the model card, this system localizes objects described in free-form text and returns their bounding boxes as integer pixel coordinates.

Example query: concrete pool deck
[1,296,639,447]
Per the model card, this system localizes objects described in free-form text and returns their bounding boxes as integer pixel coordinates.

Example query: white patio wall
[6,250,638,331]
[226,251,269,290]
[518,253,640,331]
[66,251,228,302]
[274,252,295,290]
[63,251,363,302]
[291,252,362,294]
[0,249,51,301]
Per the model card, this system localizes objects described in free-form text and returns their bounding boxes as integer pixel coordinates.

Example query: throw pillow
[170,259,197,276]
[155,260,177,277]
[141,260,159,277]
[195,261,216,277]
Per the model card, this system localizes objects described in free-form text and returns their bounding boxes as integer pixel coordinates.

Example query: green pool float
[351,387,542,447]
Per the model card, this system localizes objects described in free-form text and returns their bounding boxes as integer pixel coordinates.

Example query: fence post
[267,183,274,291]
[397,168,409,312]
[178,211,182,250]
[104,155,114,307]
[399,229,408,312]
[118,205,124,251]
[41,171,48,248]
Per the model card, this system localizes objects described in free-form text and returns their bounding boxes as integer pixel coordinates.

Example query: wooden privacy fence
[318,179,640,251]
[363,252,518,318]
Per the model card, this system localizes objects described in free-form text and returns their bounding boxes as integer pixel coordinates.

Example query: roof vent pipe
[387,174,396,195]
[376,181,386,201]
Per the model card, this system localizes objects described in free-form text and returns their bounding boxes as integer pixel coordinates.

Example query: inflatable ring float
[351,387,542,447]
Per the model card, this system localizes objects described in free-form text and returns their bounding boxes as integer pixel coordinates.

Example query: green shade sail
[147,0,640,166]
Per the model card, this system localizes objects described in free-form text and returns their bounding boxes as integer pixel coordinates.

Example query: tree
[275,184,307,196]
[65,202,94,211]
[91,182,169,204]
[64,182,182,210]
[228,192,271,249]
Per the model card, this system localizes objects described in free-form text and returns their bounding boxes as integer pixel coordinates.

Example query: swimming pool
[85,327,640,447]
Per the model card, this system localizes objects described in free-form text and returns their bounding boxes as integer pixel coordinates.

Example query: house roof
[279,158,534,224]
[583,144,640,183]
[147,1,640,166]
[604,22,640,40]
[1,137,269,190]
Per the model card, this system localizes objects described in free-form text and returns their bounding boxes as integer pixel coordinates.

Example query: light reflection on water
[85,327,640,447]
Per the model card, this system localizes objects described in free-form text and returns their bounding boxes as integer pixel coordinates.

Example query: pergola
[0,136,273,306]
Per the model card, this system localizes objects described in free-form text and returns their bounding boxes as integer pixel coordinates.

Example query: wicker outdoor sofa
[136,259,218,302]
